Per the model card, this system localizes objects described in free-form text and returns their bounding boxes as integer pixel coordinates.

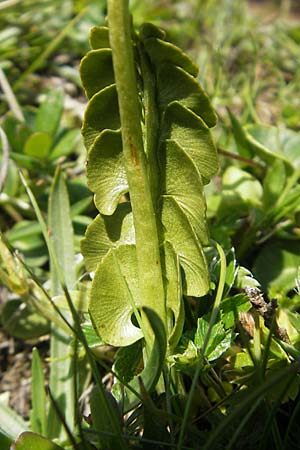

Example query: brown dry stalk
[244,286,290,344]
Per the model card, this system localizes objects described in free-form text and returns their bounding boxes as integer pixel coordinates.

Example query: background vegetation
[1,0,300,449]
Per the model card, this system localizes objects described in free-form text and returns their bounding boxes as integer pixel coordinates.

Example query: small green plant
[79,0,219,412]
[2,2,300,450]
[80,0,218,347]
[0,85,92,268]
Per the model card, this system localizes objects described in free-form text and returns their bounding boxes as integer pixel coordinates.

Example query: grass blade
[48,166,76,295]
[47,167,76,440]
[0,430,12,450]
[0,402,28,441]
[30,348,47,435]
[201,361,300,450]
[13,10,86,92]
[0,67,24,121]
[0,127,10,191]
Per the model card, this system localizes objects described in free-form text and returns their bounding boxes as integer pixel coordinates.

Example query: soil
[0,327,49,419]
[0,330,32,419]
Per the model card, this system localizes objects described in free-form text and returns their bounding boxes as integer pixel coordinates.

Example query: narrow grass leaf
[48,166,76,293]
[90,386,122,450]
[47,167,76,439]
[0,403,28,441]
[226,397,263,450]
[0,430,12,450]
[283,394,300,449]
[30,348,47,435]
[13,10,86,91]
[35,89,64,137]
[201,361,300,450]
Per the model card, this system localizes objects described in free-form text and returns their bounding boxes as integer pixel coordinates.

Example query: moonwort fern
[80,0,218,380]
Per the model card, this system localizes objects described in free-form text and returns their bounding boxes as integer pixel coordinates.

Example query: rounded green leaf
[195,317,232,361]
[49,129,81,161]
[263,159,287,208]
[221,294,251,329]
[89,26,110,49]
[81,202,135,271]
[143,37,198,77]
[80,49,114,99]
[222,166,263,207]
[82,84,120,150]
[162,102,219,183]
[282,130,300,168]
[1,299,50,339]
[161,196,209,296]
[161,139,208,244]
[89,245,143,346]
[87,130,128,215]
[253,240,300,294]
[230,119,293,171]
[157,63,217,128]
[139,22,166,40]
[164,242,184,348]
[12,432,64,450]
[24,132,52,159]
[246,124,300,170]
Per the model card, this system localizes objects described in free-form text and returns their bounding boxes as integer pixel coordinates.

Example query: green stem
[253,311,262,366]
[138,45,161,208]
[0,68,25,121]
[107,0,166,337]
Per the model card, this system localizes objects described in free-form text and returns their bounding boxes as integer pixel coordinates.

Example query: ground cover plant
[1,0,300,449]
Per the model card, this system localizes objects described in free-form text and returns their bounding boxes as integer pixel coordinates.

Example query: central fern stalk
[107,0,166,336]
